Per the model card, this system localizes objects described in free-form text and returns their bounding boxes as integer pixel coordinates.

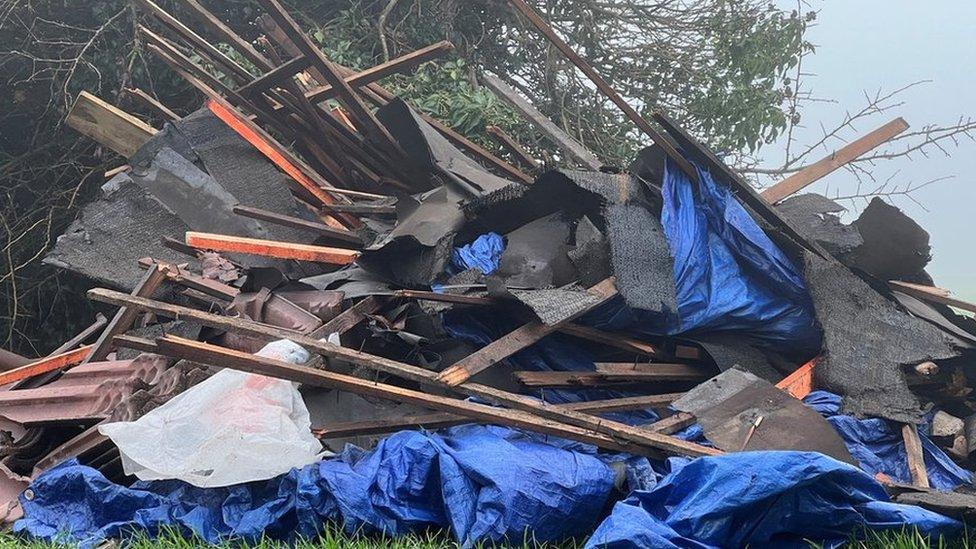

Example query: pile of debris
[3,0,976,546]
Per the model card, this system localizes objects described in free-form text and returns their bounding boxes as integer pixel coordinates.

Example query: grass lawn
[0,526,973,548]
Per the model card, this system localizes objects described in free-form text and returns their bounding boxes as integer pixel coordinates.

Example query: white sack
[99,339,322,487]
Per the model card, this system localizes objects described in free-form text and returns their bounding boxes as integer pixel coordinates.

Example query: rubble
[2,0,976,546]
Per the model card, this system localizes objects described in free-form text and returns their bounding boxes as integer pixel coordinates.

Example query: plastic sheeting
[98,340,322,487]
[450,232,504,275]
[804,391,973,490]
[661,159,821,354]
[584,451,962,549]
[16,425,615,548]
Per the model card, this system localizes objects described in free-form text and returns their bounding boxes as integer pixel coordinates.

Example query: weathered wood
[49,314,109,356]
[889,280,976,315]
[436,278,619,386]
[123,88,180,122]
[312,393,684,438]
[486,125,540,169]
[258,0,403,156]
[112,335,161,354]
[232,205,363,245]
[761,118,909,204]
[185,232,360,264]
[482,74,600,169]
[86,288,719,457]
[305,41,455,104]
[0,345,93,387]
[652,111,832,260]
[83,264,169,364]
[309,295,388,338]
[505,0,697,181]
[394,290,493,306]
[514,366,711,388]
[66,92,157,158]
[139,258,239,301]
[236,56,312,97]
[178,0,274,71]
[556,323,663,358]
[902,423,931,488]
[646,412,696,434]
[320,202,397,215]
[156,336,652,456]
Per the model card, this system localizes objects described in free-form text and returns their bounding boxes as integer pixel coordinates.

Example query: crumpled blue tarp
[804,391,973,490]
[584,451,962,549]
[16,425,615,548]
[451,232,504,275]
[660,159,821,355]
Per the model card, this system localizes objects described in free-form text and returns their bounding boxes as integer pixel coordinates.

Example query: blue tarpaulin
[450,232,504,275]
[16,425,615,548]
[660,159,821,354]
[804,391,973,490]
[584,451,962,549]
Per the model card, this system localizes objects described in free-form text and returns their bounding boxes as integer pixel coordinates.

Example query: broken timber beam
[313,393,684,439]
[435,278,618,386]
[504,0,698,182]
[482,74,600,169]
[86,288,720,458]
[514,366,711,388]
[761,118,909,204]
[66,92,157,158]
[647,412,696,435]
[889,280,976,315]
[232,205,364,246]
[902,423,931,488]
[156,336,652,457]
[185,232,360,265]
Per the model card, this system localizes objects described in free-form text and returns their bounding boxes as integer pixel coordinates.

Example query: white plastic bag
[99,339,323,487]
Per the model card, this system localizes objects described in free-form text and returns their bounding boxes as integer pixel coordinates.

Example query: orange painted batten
[185,232,359,265]
[0,345,94,387]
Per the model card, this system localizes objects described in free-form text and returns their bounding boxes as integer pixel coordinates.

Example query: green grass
[0,526,970,548]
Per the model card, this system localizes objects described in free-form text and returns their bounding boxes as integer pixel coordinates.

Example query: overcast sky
[767,0,975,300]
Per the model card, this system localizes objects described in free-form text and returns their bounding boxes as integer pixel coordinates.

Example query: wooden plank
[112,335,161,354]
[257,0,403,156]
[902,423,930,488]
[889,280,976,315]
[482,74,600,169]
[138,258,239,300]
[485,125,540,169]
[394,290,493,306]
[504,0,698,182]
[0,345,93,386]
[155,336,652,456]
[646,412,696,434]
[66,92,157,158]
[556,324,663,358]
[310,295,388,338]
[232,205,363,245]
[776,358,817,399]
[86,288,719,457]
[122,87,179,121]
[435,278,619,386]
[83,264,169,364]
[185,231,359,264]
[236,56,312,96]
[312,393,684,439]
[178,0,274,71]
[761,118,909,204]
[133,0,253,82]
[652,112,832,260]
[305,41,455,104]
[514,366,711,388]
